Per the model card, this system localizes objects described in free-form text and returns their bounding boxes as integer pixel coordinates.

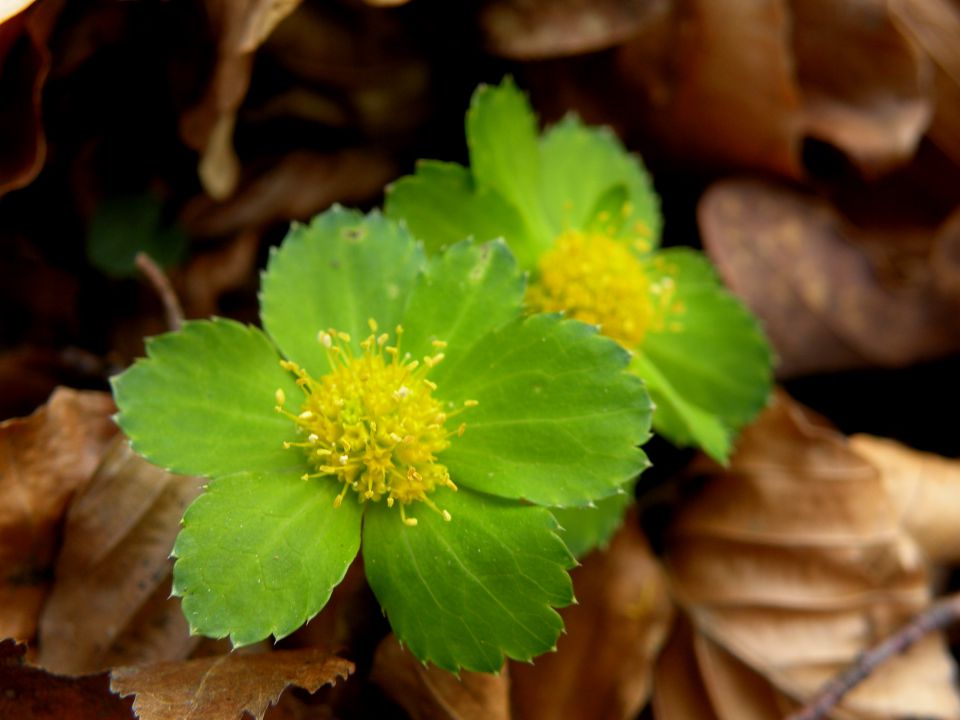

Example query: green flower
[112,208,651,672]
[386,78,773,467]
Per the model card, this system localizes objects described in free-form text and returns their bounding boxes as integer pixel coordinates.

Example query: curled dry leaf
[620,0,801,176]
[611,0,930,177]
[110,648,353,720]
[656,391,960,719]
[699,178,960,376]
[0,387,117,641]
[179,0,303,199]
[175,231,261,318]
[890,0,960,166]
[0,0,61,197]
[37,437,204,675]
[371,634,510,720]
[180,149,397,238]
[0,0,37,24]
[509,510,673,720]
[0,639,135,720]
[791,0,932,177]
[850,434,960,565]
[479,0,671,60]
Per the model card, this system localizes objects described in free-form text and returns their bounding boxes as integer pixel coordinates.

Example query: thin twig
[786,592,960,720]
[135,251,184,332]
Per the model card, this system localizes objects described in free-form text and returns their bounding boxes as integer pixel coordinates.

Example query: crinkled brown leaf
[510,510,672,720]
[850,434,960,565]
[792,0,932,177]
[618,0,802,176]
[37,437,203,674]
[699,178,960,376]
[480,0,670,60]
[890,0,960,166]
[657,391,960,719]
[175,231,260,318]
[180,149,396,238]
[0,0,60,197]
[611,0,931,178]
[111,648,353,720]
[0,639,135,719]
[371,634,509,720]
[0,387,117,641]
[0,1,37,24]
[179,0,302,199]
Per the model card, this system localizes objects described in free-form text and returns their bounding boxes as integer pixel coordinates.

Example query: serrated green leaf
[631,350,732,461]
[261,207,424,372]
[399,240,524,363]
[552,483,634,558]
[87,193,188,277]
[539,118,662,246]
[636,248,773,461]
[362,487,573,672]
[436,314,651,507]
[385,161,542,266]
[112,319,302,478]
[467,79,552,244]
[173,470,362,646]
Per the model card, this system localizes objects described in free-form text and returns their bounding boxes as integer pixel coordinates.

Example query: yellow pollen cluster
[527,229,677,348]
[274,320,475,526]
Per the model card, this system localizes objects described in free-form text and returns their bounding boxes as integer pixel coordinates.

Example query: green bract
[386,78,773,469]
[112,207,652,672]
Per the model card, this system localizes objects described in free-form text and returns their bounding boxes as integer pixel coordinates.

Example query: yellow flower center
[526,229,676,348]
[275,320,475,526]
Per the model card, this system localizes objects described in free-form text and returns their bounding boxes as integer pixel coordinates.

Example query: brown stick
[786,592,960,720]
[135,251,184,331]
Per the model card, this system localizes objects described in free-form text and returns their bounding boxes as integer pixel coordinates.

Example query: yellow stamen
[526,229,679,348]
[275,320,474,524]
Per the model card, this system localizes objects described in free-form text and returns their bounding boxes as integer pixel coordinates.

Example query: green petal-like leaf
[552,482,634,558]
[385,161,542,267]
[112,319,302,478]
[631,351,732,461]
[467,79,552,246]
[173,471,362,646]
[438,314,651,507]
[637,248,773,462]
[399,240,524,363]
[539,117,662,246]
[362,487,573,672]
[261,207,424,372]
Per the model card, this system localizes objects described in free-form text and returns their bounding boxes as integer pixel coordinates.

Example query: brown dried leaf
[699,178,960,376]
[509,511,672,720]
[0,1,37,23]
[0,387,117,641]
[791,0,932,177]
[37,437,203,674]
[179,0,302,199]
[371,634,509,720]
[611,0,931,177]
[0,0,61,196]
[890,0,960,166]
[850,434,960,564]
[480,0,670,60]
[652,620,717,720]
[0,639,135,720]
[618,0,802,176]
[176,231,260,318]
[180,149,396,238]
[111,648,353,720]
[657,391,960,719]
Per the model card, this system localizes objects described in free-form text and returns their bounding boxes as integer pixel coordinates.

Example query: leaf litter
[6,0,960,717]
